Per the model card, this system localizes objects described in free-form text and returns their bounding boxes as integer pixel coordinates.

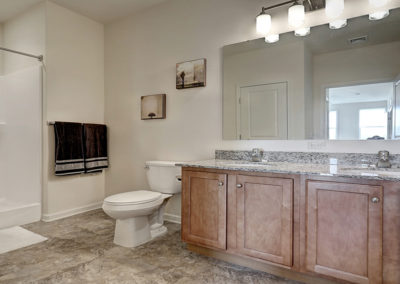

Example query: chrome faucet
[377,150,391,168]
[251,148,264,162]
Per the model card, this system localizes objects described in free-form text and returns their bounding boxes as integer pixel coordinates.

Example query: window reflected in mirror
[327,82,393,140]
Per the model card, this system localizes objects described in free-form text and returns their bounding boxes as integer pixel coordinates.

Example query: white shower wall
[0,65,42,228]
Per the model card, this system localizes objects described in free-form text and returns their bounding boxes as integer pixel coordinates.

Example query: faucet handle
[378,150,390,161]
[251,148,264,162]
[252,148,264,155]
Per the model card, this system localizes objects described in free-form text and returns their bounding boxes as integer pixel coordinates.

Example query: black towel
[83,124,109,173]
[54,122,85,176]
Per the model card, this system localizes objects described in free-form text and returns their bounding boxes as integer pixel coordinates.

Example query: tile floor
[0,210,301,284]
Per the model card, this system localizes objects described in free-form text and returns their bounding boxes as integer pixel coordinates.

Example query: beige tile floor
[0,210,301,284]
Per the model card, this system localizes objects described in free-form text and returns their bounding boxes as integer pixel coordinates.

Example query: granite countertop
[177,159,400,181]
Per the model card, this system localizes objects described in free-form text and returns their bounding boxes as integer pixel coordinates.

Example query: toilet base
[113,219,169,248]
[114,216,151,247]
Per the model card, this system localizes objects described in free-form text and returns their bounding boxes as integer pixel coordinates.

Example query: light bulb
[265,34,280,43]
[369,10,390,20]
[325,0,344,19]
[369,0,390,20]
[325,0,345,19]
[288,3,305,28]
[294,27,310,37]
[329,19,347,29]
[256,13,271,35]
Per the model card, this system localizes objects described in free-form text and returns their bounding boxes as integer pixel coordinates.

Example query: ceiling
[0,0,42,23]
[50,0,167,23]
[329,82,394,105]
[0,0,168,24]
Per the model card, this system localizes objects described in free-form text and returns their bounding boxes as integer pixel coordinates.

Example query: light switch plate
[307,141,327,150]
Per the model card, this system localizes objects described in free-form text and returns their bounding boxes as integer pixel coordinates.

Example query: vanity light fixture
[265,34,280,43]
[294,26,310,36]
[256,8,272,35]
[288,1,305,28]
[325,0,347,29]
[369,0,390,20]
[256,0,314,40]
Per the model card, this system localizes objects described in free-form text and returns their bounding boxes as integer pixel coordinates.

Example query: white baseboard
[0,203,41,229]
[164,213,181,224]
[42,202,103,222]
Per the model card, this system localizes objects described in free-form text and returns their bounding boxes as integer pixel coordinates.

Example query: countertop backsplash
[215,150,400,166]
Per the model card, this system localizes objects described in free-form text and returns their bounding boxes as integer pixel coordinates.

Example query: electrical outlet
[307,141,327,150]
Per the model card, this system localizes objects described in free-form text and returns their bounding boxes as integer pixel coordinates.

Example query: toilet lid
[104,190,162,205]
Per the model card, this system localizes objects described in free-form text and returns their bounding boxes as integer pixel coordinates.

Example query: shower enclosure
[0,50,43,228]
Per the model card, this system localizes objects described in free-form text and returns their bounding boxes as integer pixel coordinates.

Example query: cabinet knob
[218,181,224,186]
[371,197,380,203]
[236,184,243,188]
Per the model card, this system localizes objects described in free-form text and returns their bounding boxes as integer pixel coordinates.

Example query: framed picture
[141,94,166,120]
[176,58,206,89]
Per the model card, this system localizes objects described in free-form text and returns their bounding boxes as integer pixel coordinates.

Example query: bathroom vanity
[179,152,400,284]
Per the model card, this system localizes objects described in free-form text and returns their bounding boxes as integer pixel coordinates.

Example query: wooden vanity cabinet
[181,168,399,284]
[305,180,383,284]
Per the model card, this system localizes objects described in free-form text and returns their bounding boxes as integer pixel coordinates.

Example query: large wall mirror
[223,8,400,140]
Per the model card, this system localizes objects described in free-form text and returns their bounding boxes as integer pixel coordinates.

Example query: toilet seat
[104,190,162,206]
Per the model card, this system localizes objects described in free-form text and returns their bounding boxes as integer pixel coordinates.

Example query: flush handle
[371,197,380,203]
[218,181,224,186]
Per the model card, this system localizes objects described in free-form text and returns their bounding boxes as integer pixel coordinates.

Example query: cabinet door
[181,171,227,250]
[236,175,293,266]
[306,181,383,284]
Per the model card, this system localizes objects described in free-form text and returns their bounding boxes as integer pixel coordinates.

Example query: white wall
[42,1,105,218]
[313,41,400,138]
[2,2,45,74]
[104,0,400,218]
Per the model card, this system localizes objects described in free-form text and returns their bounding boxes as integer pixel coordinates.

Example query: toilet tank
[145,161,182,194]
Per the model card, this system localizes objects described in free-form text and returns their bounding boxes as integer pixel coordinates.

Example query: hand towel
[83,124,108,173]
[54,122,85,176]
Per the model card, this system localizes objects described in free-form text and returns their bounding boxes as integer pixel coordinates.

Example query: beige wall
[2,2,45,75]
[104,0,400,218]
[42,1,105,217]
[0,24,3,74]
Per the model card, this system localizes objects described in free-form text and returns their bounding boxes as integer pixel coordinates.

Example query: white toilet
[102,161,181,247]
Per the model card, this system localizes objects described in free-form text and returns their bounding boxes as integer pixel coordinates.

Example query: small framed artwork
[176,58,206,89]
[141,94,166,120]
